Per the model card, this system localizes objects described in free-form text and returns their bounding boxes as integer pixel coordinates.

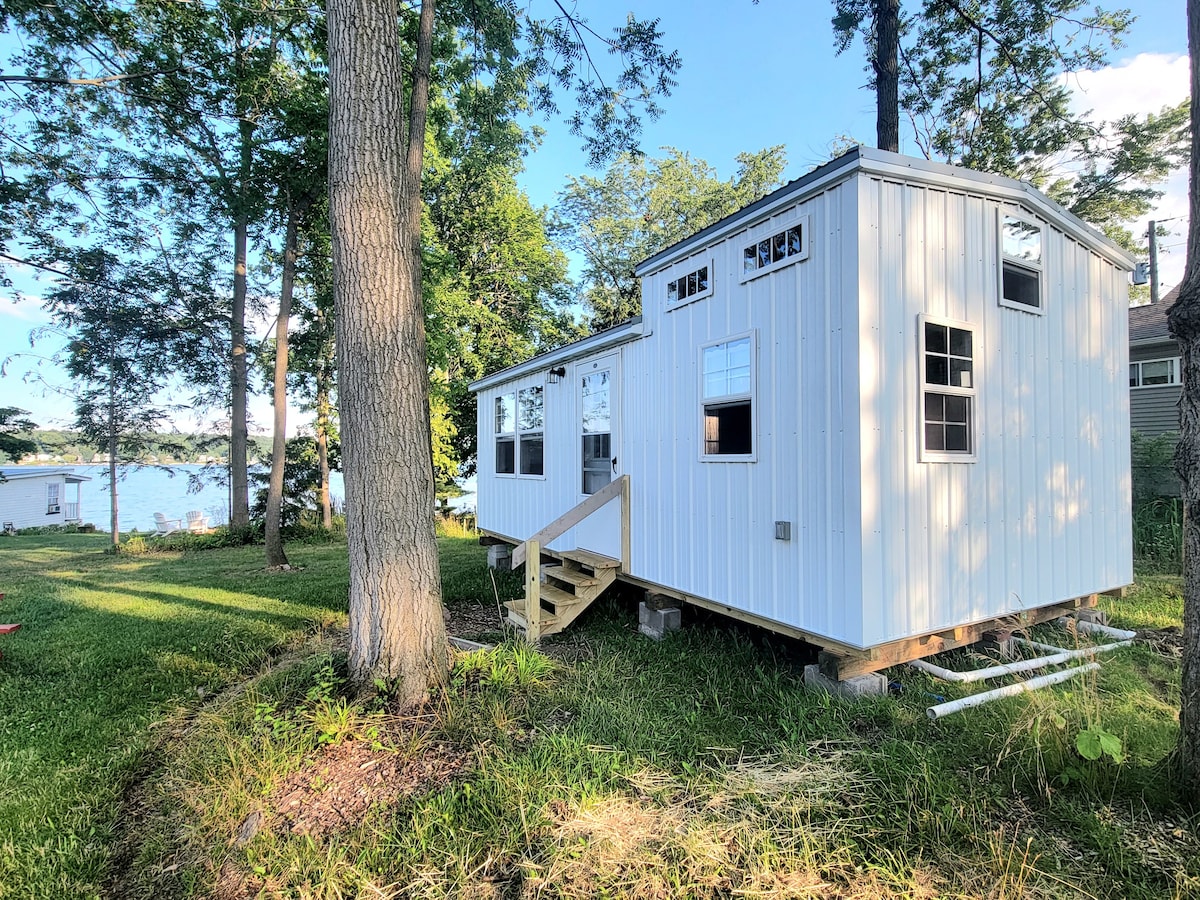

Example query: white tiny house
[472,147,1134,673]
[0,467,90,530]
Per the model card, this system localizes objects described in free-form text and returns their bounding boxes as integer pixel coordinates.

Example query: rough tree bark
[316,366,333,530]
[327,0,448,702]
[264,198,301,568]
[875,0,900,152]
[1167,0,1200,807]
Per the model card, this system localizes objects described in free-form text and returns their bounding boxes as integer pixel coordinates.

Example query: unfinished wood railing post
[524,539,541,642]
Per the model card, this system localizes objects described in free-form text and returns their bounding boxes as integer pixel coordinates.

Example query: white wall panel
[857,177,1133,647]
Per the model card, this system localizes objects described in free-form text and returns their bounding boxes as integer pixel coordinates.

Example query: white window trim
[1130,356,1182,389]
[698,329,757,463]
[998,208,1045,315]
[666,255,715,311]
[494,392,516,477]
[919,313,978,464]
[46,482,61,514]
[495,387,546,480]
[516,385,547,480]
[738,214,810,283]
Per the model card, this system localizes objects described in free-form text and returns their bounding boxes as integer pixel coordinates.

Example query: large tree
[327,0,678,697]
[1168,0,1200,808]
[0,409,38,464]
[557,146,788,330]
[831,0,1187,248]
[0,0,323,527]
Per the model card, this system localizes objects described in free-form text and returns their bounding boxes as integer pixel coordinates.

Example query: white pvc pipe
[1016,637,1133,657]
[909,651,1080,683]
[1055,617,1137,640]
[926,663,1100,720]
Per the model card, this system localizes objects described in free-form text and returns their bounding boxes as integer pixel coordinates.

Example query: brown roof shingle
[1129,284,1179,344]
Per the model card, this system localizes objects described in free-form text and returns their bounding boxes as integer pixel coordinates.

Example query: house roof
[0,466,91,483]
[636,146,1137,277]
[468,317,645,392]
[1129,285,1179,346]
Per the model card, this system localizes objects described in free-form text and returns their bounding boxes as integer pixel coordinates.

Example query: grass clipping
[522,754,934,900]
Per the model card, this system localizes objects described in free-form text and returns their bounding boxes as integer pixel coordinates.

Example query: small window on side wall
[999,211,1044,313]
[495,393,515,474]
[920,316,976,461]
[700,334,755,460]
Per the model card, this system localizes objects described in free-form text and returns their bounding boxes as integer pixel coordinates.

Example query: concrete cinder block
[803,664,887,699]
[1075,607,1109,626]
[487,544,513,571]
[638,602,681,641]
[981,629,1015,659]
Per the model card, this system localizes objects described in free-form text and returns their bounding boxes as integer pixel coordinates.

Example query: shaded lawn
[1,534,1196,899]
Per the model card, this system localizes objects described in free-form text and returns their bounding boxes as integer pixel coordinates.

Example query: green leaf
[1098,731,1125,764]
[1076,729,1103,761]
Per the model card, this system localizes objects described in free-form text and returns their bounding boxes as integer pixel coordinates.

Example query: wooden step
[533,583,582,611]
[504,600,559,631]
[543,565,599,588]
[560,549,621,570]
[0,624,21,635]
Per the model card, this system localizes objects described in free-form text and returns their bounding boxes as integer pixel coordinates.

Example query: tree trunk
[875,0,901,152]
[1167,0,1200,807]
[265,202,299,568]
[328,0,448,704]
[316,375,333,530]
[229,117,254,528]
[108,385,119,548]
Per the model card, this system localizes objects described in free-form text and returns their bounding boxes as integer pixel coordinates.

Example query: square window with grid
[921,318,975,459]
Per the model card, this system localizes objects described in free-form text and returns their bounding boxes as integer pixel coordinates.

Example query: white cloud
[1062,53,1190,292]
[0,294,52,325]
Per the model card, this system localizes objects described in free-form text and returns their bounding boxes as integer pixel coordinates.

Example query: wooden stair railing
[507,475,629,641]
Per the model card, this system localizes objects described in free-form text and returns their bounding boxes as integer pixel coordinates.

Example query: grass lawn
[1,532,1197,899]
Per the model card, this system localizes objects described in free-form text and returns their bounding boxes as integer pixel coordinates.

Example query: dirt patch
[446,597,508,643]
[265,732,470,839]
[1137,626,1184,658]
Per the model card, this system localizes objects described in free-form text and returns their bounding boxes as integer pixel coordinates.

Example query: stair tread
[504,600,560,629]
[560,549,621,569]
[529,584,581,607]
[544,565,599,587]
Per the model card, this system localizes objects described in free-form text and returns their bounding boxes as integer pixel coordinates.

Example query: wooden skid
[818,594,1103,681]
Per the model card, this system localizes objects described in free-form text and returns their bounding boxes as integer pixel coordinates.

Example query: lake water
[66,465,475,533]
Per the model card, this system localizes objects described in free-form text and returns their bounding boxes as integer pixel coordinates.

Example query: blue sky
[0,0,1191,433]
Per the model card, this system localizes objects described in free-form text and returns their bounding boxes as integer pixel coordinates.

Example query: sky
[0,0,1192,436]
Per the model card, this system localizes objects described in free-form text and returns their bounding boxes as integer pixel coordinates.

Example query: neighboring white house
[472,147,1134,674]
[0,467,90,530]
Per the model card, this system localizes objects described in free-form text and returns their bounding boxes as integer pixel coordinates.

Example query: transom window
[740,215,809,281]
[701,334,754,459]
[1130,357,1181,388]
[920,317,976,460]
[495,387,545,476]
[999,211,1044,312]
[667,262,712,307]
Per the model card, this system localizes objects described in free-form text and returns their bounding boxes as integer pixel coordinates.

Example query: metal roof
[636,146,1136,277]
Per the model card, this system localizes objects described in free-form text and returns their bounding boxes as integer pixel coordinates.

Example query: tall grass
[1133,497,1183,573]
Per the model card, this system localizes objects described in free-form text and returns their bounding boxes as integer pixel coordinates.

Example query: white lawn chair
[185,510,209,534]
[153,513,183,537]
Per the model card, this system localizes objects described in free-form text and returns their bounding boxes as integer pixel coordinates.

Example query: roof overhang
[469,318,647,393]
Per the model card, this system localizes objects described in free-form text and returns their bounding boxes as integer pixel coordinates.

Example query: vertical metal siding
[623,180,862,644]
[857,177,1133,647]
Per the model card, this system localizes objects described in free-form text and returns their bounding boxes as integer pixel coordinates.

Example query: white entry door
[574,352,621,559]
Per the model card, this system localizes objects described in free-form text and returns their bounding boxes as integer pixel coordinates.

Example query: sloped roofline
[635,146,1136,276]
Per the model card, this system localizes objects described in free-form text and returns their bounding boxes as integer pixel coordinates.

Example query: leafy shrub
[119,535,149,555]
[1133,497,1182,573]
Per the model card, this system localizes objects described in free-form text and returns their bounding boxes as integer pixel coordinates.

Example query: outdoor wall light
[548,366,567,384]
